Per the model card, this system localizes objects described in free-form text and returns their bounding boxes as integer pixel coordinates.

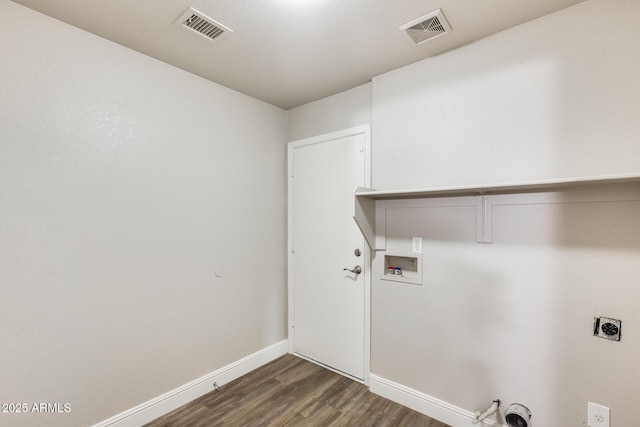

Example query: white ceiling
[13,0,586,110]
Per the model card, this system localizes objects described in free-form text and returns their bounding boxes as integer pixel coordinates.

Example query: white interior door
[288,125,370,381]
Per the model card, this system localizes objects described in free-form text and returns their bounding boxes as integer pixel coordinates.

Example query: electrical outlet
[412,237,422,253]
[593,317,621,341]
[588,402,610,427]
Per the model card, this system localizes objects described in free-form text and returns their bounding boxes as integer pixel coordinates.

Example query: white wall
[0,2,287,426]
[372,185,640,426]
[372,0,640,190]
[368,0,640,426]
[286,83,371,141]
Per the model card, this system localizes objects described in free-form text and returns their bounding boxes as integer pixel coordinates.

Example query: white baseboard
[93,340,288,427]
[369,374,505,427]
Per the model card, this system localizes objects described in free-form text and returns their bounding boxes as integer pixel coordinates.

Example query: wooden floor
[146,354,450,427]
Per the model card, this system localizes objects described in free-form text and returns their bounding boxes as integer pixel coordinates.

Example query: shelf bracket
[478,194,493,243]
[353,187,380,250]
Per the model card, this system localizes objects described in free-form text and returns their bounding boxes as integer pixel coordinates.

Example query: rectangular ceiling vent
[176,8,232,43]
[400,9,451,45]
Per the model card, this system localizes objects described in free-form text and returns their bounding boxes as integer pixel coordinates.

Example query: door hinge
[290,240,295,252]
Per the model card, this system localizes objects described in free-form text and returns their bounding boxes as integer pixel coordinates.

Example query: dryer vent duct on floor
[400,9,451,45]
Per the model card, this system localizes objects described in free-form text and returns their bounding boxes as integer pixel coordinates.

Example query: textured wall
[0,2,287,426]
[372,185,640,425]
[372,0,640,190]
[286,83,371,142]
[368,0,640,425]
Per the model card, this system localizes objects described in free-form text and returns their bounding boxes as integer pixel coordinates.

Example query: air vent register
[176,8,232,43]
[400,9,451,45]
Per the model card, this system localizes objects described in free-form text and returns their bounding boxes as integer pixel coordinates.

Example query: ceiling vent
[176,8,232,43]
[400,9,451,45]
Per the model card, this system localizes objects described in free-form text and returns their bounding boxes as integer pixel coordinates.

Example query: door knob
[343,265,362,275]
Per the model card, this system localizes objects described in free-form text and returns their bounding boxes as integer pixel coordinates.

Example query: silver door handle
[343,265,362,275]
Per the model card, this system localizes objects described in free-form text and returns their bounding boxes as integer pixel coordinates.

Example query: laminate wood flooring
[146,354,450,427]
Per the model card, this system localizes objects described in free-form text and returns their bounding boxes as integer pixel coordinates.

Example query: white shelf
[355,173,640,200]
[353,173,640,250]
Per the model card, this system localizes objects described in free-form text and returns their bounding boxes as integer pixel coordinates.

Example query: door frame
[287,124,371,385]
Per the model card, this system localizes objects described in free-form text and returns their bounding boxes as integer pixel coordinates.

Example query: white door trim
[287,124,371,385]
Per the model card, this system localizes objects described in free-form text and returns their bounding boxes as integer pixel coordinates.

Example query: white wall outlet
[412,236,422,253]
[588,402,610,427]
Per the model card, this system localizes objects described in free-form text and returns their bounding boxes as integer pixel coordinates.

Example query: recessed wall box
[381,252,422,285]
